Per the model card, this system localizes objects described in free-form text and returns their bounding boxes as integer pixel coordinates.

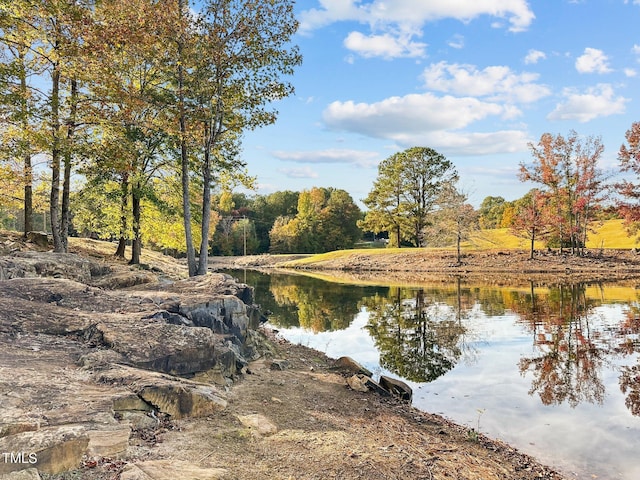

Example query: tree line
[2,3,640,261]
[0,0,301,276]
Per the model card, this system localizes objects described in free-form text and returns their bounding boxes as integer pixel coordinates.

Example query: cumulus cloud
[575,48,612,74]
[299,0,534,59]
[421,61,551,103]
[524,49,546,64]
[547,84,628,122]
[272,149,381,168]
[321,92,529,154]
[299,0,535,34]
[343,31,427,59]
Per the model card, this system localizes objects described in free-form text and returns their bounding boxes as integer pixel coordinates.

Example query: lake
[224,269,640,480]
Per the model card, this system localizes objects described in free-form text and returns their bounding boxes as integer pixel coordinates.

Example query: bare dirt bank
[209,248,640,285]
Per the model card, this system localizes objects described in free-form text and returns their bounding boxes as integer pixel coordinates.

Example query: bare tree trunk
[177,0,197,276]
[197,123,213,275]
[50,56,64,252]
[60,79,77,252]
[114,173,129,258]
[19,47,33,236]
[129,184,141,265]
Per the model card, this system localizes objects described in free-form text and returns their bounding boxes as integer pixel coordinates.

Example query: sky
[239,0,640,208]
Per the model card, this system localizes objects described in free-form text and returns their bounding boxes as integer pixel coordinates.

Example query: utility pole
[243,216,247,256]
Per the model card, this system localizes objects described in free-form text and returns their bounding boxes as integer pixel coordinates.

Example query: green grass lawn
[470,219,638,250]
[286,219,638,267]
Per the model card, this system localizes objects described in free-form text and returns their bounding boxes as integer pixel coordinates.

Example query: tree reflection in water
[512,283,629,409]
[363,280,474,383]
[227,269,640,417]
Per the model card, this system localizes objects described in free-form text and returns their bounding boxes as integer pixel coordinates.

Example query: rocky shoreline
[0,236,566,479]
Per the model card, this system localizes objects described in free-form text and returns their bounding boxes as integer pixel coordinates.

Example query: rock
[379,375,413,401]
[335,356,373,377]
[0,251,105,283]
[347,374,369,393]
[270,359,290,370]
[119,460,227,480]
[92,270,156,289]
[0,468,42,480]
[86,429,130,458]
[0,426,89,475]
[237,414,278,437]
[137,384,227,419]
[25,232,49,249]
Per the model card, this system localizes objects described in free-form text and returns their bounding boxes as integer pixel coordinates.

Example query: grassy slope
[287,219,638,267]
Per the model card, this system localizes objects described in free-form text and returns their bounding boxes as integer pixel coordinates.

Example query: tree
[478,196,506,229]
[510,189,548,259]
[268,187,362,254]
[519,131,605,255]
[176,0,301,275]
[616,121,640,240]
[425,183,478,263]
[360,147,457,247]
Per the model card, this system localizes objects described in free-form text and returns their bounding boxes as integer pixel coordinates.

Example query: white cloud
[575,48,612,74]
[299,1,534,59]
[624,68,637,77]
[299,0,535,34]
[272,149,381,168]
[322,92,529,154]
[277,166,319,179]
[421,61,551,103]
[343,31,427,59]
[547,84,628,122]
[417,130,530,155]
[448,34,465,49]
[524,49,546,64]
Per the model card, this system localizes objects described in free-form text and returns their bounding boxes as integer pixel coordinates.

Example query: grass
[283,219,638,269]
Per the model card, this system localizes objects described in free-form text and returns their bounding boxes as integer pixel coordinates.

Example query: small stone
[237,414,278,437]
[270,359,290,370]
[347,374,369,393]
[379,375,413,401]
[335,356,373,377]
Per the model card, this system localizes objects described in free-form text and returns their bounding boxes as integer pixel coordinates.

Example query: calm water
[225,269,640,480]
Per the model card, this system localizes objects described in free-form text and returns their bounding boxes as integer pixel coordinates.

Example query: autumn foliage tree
[519,131,606,255]
[616,121,640,240]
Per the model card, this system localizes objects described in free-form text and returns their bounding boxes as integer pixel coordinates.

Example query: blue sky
[240,0,640,207]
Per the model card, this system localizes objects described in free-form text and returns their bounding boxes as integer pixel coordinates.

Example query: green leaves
[360,147,458,247]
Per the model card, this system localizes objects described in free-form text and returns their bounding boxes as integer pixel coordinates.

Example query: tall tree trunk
[130,182,141,265]
[177,0,197,276]
[197,124,212,275]
[114,173,129,258]
[18,47,33,235]
[61,79,77,252]
[50,56,64,252]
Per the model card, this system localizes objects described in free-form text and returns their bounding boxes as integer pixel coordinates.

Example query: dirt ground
[209,248,640,285]
[1,233,580,479]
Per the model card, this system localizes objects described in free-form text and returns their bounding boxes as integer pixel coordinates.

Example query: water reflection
[363,286,467,382]
[223,269,640,477]
[230,270,640,414]
[511,283,608,407]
